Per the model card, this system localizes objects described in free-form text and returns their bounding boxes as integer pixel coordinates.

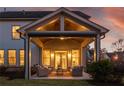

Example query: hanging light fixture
[60,37,65,40]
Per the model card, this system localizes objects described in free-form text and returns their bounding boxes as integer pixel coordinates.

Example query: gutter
[20,33,25,40]
[100,34,105,40]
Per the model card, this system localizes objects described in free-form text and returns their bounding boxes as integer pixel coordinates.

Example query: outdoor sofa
[35,64,50,77]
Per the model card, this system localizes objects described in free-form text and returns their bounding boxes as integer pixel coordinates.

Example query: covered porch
[18,8,108,79]
[26,31,99,79]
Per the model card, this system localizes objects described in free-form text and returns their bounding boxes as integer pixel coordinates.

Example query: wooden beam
[31,38,43,48]
[81,38,93,47]
[28,31,97,37]
[60,15,64,31]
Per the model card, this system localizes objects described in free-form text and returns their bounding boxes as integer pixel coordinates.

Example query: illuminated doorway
[55,51,68,70]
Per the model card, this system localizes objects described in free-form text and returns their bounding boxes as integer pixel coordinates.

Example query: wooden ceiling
[36,17,90,31]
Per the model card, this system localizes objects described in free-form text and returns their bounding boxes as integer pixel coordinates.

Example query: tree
[112,39,124,52]
[101,48,108,53]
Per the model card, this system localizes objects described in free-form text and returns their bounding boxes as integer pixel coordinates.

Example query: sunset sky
[0,7,124,52]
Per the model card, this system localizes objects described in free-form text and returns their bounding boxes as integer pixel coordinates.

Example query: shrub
[87,60,114,82]
[0,66,25,79]
[87,59,124,83]
[0,66,37,79]
[112,62,124,83]
[5,67,24,79]
[0,65,7,76]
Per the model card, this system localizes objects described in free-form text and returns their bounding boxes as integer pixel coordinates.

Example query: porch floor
[49,71,71,77]
[31,72,92,80]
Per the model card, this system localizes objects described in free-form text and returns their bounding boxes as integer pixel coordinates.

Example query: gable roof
[18,8,109,34]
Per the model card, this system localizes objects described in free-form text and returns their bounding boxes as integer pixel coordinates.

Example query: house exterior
[0,8,109,79]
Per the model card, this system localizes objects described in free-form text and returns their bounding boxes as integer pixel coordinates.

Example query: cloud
[101,35,117,51]
[103,8,124,31]
[86,7,124,51]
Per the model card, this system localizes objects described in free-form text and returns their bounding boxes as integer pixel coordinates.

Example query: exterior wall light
[51,53,54,58]
[68,53,71,58]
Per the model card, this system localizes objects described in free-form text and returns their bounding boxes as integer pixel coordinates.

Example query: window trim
[11,25,21,40]
[8,49,16,65]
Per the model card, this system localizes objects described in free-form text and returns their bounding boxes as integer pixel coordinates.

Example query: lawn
[0,77,124,86]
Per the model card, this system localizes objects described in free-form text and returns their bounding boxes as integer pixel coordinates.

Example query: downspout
[20,33,26,40]
[19,32,26,77]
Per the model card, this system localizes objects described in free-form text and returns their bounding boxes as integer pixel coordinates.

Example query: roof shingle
[0,11,91,19]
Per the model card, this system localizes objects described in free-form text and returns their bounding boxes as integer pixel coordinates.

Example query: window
[12,26,20,40]
[72,50,80,67]
[8,50,16,65]
[20,50,24,66]
[0,50,4,65]
[43,50,51,67]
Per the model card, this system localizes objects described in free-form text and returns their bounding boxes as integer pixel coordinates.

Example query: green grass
[0,77,124,86]
[0,77,91,86]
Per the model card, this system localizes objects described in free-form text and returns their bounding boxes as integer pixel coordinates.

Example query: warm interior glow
[20,50,24,66]
[43,49,80,69]
[61,53,67,69]
[43,50,51,67]
[55,51,67,69]
[68,52,71,58]
[0,50,4,65]
[72,50,80,67]
[51,53,54,57]
[12,26,20,39]
[8,50,16,65]
[55,52,61,69]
